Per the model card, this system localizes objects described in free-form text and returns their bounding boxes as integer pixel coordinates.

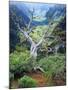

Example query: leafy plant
[39,54,66,83]
[10,50,32,76]
[18,75,37,88]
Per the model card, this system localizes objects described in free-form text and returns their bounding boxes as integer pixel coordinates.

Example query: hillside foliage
[9,2,66,88]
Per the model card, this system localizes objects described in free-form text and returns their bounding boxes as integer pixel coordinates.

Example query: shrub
[39,54,66,80]
[9,50,32,77]
[9,72,14,80]
[18,75,37,88]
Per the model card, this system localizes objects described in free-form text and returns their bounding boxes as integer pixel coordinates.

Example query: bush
[10,50,32,77]
[38,54,66,85]
[9,72,14,81]
[18,75,37,88]
[39,54,65,79]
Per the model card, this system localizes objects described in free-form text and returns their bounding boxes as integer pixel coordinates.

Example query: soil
[11,71,65,88]
[11,71,47,88]
[27,71,47,87]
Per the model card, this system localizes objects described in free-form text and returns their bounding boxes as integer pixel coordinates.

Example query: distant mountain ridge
[46,4,66,22]
[9,3,66,27]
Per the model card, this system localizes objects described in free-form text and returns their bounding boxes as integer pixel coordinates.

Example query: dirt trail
[27,71,47,87]
[11,71,65,88]
[11,71,47,88]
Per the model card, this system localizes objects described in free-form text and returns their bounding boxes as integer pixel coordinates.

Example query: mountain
[9,2,66,52]
[9,3,31,52]
[45,4,66,22]
[9,4,30,27]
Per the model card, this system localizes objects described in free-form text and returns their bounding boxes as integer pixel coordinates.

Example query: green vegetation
[10,51,33,76]
[18,75,37,88]
[9,3,66,88]
[38,54,66,85]
[39,54,65,76]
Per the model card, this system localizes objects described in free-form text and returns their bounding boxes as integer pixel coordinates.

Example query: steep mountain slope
[46,4,66,22]
[9,4,30,27]
[9,4,30,52]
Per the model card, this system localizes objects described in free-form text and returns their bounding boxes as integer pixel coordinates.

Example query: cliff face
[45,4,66,22]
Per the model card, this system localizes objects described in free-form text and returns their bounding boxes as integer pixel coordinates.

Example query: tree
[16,9,56,71]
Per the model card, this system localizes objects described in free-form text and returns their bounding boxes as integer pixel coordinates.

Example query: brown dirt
[11,71,47,88]
[53,78,66,86]
[11,71,65,88]
[27,71,47,87]
[11,79,19,88]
